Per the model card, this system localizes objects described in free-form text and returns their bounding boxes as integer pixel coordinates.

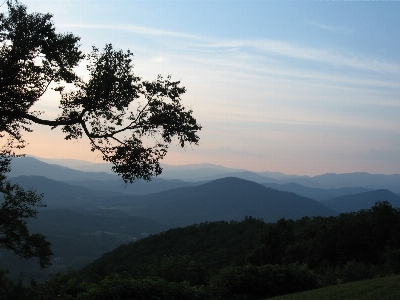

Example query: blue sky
[6,0,400,175]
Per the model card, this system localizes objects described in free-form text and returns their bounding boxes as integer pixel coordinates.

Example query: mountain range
[7,156,400,227]
[4,155,400,282]
[8,156,400,209]
[12,156,400,193]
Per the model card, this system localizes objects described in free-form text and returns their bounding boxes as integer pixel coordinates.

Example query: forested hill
[60,201,400,300]
[86,202,400,280]
[82,217,268,280]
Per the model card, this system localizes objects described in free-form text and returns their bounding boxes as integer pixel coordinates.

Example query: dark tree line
[4,201,394,299]
[249,200,400,273]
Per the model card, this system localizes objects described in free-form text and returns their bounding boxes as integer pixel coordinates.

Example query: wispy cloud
[306,21,355,35]
[60,22,400,76]
[58,23,202,39]
[198,39,400,76]
[204,103,400,134]
[57,22,400,153]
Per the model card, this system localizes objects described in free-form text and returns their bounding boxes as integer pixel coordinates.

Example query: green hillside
[270,275,400,300]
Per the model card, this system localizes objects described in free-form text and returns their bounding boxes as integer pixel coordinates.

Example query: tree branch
[22,113,80,127]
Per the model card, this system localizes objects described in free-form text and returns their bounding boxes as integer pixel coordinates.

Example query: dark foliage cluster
[248,200,400,276]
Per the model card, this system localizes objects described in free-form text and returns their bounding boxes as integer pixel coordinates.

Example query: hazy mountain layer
[9,175,122,209]
[10,157,117,181]
[14,156,400,193]
[262,182,372,201]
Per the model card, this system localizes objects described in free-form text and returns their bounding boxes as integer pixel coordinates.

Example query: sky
[3,0,400,176]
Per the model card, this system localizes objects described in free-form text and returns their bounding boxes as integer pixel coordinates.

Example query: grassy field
[270,275,400,300]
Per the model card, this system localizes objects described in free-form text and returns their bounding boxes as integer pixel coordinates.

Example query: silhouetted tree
[0,0,201,267]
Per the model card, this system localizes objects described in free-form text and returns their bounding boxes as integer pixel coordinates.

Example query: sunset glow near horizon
[4,1,400,176]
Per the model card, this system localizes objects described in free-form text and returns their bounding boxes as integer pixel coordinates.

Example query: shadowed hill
[321,189,400,213]
[101,177,336,227]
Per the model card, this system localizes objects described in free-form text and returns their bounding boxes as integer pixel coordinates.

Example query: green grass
[270,275,400,300]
